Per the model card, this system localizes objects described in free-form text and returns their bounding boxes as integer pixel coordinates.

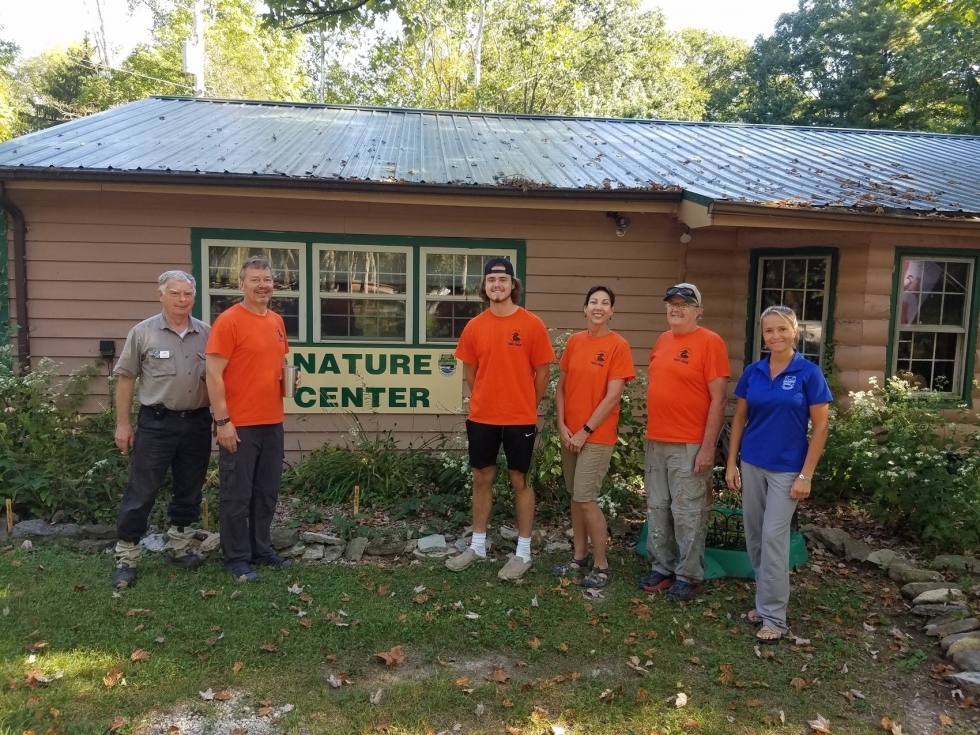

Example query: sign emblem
[438,353,457,377]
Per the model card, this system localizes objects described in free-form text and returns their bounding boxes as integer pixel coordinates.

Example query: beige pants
[561,442,615,502]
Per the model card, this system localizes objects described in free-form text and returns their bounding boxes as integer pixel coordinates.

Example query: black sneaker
[112,565,136,589]
[666,579,703,602]
[170,553,204,569]
[251,554,292,569]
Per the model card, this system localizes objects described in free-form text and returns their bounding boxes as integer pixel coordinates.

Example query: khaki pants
[644,441,711,583]
[561,442,615,503]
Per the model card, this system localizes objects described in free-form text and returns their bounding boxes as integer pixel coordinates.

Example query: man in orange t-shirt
[446,257,555,581]
[639,283,730,602]
[206,256,292,582]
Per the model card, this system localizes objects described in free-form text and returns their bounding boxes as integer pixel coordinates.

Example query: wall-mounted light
[679,227,692,244]
[607,211,631,237]
[99,340,116,359]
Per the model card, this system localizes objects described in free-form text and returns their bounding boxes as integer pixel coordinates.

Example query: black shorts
[466,420,538,474]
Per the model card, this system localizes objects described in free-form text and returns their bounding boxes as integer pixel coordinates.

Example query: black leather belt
[143,405,209,419]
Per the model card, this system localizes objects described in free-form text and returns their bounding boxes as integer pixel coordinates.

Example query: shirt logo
[674,348,691,364]
[508,330,523,347]
[591,351,607,367]
[276,327,285,343]
[782,375,797,390]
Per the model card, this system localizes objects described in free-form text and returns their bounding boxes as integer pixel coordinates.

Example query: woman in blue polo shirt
[725,305,832,644]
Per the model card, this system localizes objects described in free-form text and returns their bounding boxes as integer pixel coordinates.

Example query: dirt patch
[131,692,294,735]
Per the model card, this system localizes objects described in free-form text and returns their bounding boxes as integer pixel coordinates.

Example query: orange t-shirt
[206,304,289,427]
[455,307,556,425]
[559,331,635,446]
[646,327,730,443]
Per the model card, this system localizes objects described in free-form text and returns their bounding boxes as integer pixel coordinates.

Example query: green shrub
[0,347,128,523]
[815,376,980,554]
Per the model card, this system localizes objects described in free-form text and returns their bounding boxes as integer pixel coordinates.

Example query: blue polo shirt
[733,352,833,473]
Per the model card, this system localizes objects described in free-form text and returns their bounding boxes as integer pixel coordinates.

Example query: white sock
[516,536,532,563]
[470,532,487,557]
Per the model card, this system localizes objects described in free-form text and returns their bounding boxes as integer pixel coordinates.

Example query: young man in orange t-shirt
[206,256,292,582]
[640,283,730,602]
[447,257,555,581]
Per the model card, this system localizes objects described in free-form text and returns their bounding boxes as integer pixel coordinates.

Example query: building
[3,96,980,457]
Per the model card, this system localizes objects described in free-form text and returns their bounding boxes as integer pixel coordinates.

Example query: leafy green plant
[0,346,128,522]
[815,375,980,554]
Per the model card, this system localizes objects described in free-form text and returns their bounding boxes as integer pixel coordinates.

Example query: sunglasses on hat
[665,286,697,299]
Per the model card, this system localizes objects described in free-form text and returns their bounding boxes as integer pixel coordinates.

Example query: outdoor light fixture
[99,340,116,359]
[607,211,630,237]
[679,227,692,244]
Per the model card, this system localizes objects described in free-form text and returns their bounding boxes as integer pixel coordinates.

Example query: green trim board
[190,227,527,347]
[885,247,980,404]
[743,247,839,371]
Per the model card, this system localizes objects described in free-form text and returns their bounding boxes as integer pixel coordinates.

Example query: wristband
[583,424,594,434]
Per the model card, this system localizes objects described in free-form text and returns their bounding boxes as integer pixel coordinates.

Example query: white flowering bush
[0,344,129,522]
[815,375,980,554]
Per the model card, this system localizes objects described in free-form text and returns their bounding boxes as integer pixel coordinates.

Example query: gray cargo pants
[644,441,711,583]
[740,461,798,633]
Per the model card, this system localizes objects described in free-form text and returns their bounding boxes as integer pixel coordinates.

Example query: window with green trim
[196,232,519,346]
[754,254,833,366]
[892,255,974,394]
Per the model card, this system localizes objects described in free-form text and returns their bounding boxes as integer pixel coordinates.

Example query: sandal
[756,625,782,644]
[581,566,611,589]
[551,555,592,577]
[746,610,763,626]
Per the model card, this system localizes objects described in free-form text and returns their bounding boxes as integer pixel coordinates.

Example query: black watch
[214,417,231,426]
[583,424,594,434]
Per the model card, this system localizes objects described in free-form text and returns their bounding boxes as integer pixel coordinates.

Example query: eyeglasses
[665,286,698,301]
[665,301,695,311]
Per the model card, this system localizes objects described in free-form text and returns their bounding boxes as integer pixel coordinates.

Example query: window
[202,240,305,340]
[193,230,522,346]
[753,254,834,366]
[892,256,974,394]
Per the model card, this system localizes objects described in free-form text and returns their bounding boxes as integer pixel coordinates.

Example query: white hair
[157,270,196,292]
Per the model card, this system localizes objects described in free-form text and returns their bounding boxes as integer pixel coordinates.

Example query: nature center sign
[288,348,463,414]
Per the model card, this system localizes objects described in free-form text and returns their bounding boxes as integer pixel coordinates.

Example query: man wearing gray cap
[111,270,212,588]
[639,283,729,602]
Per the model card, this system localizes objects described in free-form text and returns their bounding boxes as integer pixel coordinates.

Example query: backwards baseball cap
[484,257,515,277]
[663,283,702,306]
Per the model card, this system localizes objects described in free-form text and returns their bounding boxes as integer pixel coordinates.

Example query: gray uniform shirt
[114,312,210,411]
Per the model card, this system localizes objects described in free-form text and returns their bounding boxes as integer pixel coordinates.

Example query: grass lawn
[1,545,975,735]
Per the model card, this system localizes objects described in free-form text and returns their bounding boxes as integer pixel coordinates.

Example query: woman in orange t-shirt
[554,286,635,588]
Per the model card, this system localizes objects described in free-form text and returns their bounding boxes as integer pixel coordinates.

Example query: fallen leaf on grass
[939,713,953,726]
[103,667,123,688]
[881,717,903,734]
[475,703,485,717]
[375,645,404,667]
[502,697,514,707]
[719,663,733,686]
[153,636,165,644]
[808,714,832,733]
[130,649,150,662]
[327,673,351,688]
[26,641,49,652]
[528,638,541,650]
[199,688,215,701]
[960,696,976,709]
[635,687,649,703]
[370,688,383,705]
[414,594,429,604]
[259,643,276,652]
[108,716,127,731]
[287,584,304,594]
[232,662,244,673]
[675,692,688,708]
[126,608,153,617]
[791,677,808,690]
[230,590,242,600]
[133,624,144,632]
[299,617,312,629]
[214,690,233,701]
[199,590,217,599]
[487,668,510,683]
[397,614,407,623]
[600,688,615,701]
[258,706,271,716]
[747,699,763,707]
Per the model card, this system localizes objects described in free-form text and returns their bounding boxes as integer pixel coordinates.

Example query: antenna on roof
[181,0,206,97]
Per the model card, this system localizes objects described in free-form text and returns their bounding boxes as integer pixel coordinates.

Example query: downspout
[0,182,30,368]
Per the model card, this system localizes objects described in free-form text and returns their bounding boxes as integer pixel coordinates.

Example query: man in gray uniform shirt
[111,270,213,589]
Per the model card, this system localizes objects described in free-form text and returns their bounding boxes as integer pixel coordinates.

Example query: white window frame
[200,239,306,341]
[419,247,519,344]
[891,256,974,396]
[313,242,414,344]
[754,255,833,367]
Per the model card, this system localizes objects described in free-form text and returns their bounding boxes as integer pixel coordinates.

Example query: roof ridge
[150,95,980,140]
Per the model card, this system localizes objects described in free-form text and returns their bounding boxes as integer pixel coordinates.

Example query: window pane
[426,300,485,340]
[935,332,959,361]
[900,259,969,326]
[319,250,407,295]
[208,246,300,291]
[426,254,460,295]
[918,292,943,324]
[761,260,783,288]
[761,289,782,309]
[806,258,827,288]
[945,262,970,292]
[783,259,807,289]
[210,294,299,339]
[320,298,406,340]
[942,294,965,326]
[801,324,823,364]
[803,291,824,321]
[911,332,935,359]
[897,330,962,393]
[782,290,804,314]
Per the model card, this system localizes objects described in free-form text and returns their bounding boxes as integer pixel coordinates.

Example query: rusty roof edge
[0,167,683,201]
[711,201,980,230]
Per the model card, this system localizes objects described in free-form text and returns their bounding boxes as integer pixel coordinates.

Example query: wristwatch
[798,473,812,484]
[583,424,594,434]
[214,417,231,427]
